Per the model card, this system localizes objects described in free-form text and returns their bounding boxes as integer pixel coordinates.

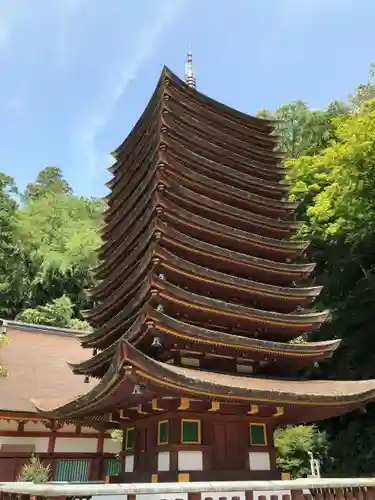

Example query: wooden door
[212,422,247,471]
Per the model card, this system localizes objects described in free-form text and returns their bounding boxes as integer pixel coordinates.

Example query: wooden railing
[1,478,375,500]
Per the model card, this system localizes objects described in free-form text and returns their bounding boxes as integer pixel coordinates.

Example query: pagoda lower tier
[33,338,375,483]
[70,309,340,378]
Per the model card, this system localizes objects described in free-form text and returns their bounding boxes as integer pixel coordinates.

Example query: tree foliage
[18,455,51,482]
[261,64,375,476]
[0,167,102,327]
[274,425,328,478]
[0,173,27,318]
[257,100,349,159]
[16,295,92,331]
[24,166,72,202]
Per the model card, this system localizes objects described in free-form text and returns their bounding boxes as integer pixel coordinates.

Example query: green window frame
[158,420,169,445]
[249,423,267,446]
[125,427,136,451]
[181,419,201,444]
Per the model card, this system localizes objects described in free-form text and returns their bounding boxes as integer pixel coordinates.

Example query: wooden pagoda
[33,65,375,483]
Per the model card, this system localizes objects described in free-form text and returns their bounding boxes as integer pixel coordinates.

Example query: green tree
[24,166,72,202]
[257,100,348,159]
[0,173,27,318]
[274,425,328,479]
[16,295,91,331]
[18,455,51,482]
[286,99,375,476]
[349,63,375,111]
[16,190,102,312]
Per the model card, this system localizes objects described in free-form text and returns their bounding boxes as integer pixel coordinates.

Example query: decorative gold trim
[136,404,148,415]
[273,406,284,417]
[178,472,190,482]
[249,422,267,447]
[158,291,318,330]
[181,418,201,444]
[152,399,164,411]
[136,369,352,407]
[158,324,325,357]
[125,427,135,451]
[178,397,190,410]
[208,401,220,412]
[248,404,259,415]
[157,420,169,445]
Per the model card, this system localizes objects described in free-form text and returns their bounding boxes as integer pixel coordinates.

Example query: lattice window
[105,458,122,477]
[55,459,90,481]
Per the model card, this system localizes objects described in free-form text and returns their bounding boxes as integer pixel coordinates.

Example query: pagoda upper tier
[32,66,375,428]
[80,66,330,373]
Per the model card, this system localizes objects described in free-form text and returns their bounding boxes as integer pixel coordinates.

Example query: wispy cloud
[75,0,186,176]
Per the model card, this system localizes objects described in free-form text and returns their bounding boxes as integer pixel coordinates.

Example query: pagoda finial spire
[185,51,196,89]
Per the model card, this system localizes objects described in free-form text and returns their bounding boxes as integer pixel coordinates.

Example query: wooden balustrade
[1,479,375,500]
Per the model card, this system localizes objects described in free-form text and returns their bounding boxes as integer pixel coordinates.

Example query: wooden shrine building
[32,61,375,483]
[0,320,121,481]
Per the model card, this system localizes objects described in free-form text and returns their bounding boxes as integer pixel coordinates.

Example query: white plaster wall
[0,436,49,452]
[0,420,19,431]
[249,451,271,471]
[54,437,98,453]
[178,450,203,471]
[103,438,121,454]
[237,363,253,374]
[157,451,170,471]
[23,421,48,432]
[124,455,134,473]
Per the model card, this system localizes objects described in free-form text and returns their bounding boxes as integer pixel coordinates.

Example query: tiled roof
[0,321,97,414]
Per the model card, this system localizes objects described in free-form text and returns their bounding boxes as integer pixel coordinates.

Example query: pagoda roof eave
[160,157,296,219]
[161,181,301,239]
[156,246,322,301]
[91,222,316,299]
[99,196,307,271]
[70,310,341,377]
[163,67,276,132]
[110,67,166,159]
[86,271,328,348]
[110,65,278,166]
[147,308,341,355]
[160,200,308,259]
[32,339,375,422]
[163,101,282,165]
[153,276,330,335]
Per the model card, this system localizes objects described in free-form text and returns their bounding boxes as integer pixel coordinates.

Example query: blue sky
[1,0,374,198]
